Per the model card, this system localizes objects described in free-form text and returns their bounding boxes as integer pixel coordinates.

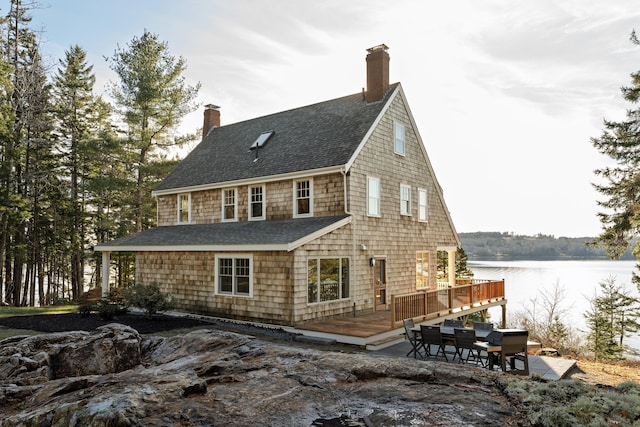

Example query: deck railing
[390,279,505,329]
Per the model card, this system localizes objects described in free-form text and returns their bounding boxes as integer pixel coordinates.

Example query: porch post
[448,249,456,288]
[501,304,507,328]
[101,251,110,298]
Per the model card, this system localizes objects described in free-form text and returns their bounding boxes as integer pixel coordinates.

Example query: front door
[373,258,387,310]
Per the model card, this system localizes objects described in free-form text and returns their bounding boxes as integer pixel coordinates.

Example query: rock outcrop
[0,325,522,426]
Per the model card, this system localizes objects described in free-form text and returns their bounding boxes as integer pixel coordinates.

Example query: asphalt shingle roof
[94,215,350,251]
[155,84,399,191]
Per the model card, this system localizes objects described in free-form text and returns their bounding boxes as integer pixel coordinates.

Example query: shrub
[124,283,175,318]
[78,304,92,317]
[96,298,119,320]
[94,289,129,320]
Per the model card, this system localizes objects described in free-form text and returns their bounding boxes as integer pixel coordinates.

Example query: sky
[26,0,640,238]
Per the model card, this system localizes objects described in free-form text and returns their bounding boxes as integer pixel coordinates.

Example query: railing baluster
[391,279,505,328]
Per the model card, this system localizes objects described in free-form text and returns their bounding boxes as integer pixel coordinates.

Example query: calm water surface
[468,259,639,352]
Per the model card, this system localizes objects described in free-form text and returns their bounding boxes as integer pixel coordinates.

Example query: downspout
[342,168,357,316]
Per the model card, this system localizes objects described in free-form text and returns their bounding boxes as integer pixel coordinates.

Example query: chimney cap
[204,104,220,110]
[366,44,389,53]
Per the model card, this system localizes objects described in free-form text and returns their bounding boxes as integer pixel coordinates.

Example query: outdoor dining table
[409,325,540,372]
[410,325,493,341]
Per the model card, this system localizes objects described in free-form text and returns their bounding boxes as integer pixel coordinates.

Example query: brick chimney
[202,104,220,139]
[365,44,390,103]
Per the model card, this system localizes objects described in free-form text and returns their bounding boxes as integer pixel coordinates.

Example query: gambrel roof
[154,83,400,193]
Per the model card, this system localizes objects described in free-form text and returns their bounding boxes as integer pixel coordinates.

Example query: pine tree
[437,248,474,281]
[584,276,640,360]
[106,30,200,233]
[51,45,98,300]
[590,30,640,290]
[2,0,51,306]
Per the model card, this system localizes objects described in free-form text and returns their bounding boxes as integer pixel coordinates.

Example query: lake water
[468,259,639,353]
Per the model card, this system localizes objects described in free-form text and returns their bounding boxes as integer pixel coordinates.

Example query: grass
[0,305,78,318]
[0,305,78,339]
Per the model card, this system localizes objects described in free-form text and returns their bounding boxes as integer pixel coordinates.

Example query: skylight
[250,130,274,149]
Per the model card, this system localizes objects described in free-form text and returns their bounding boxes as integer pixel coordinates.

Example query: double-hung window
[307,257,349,303]
[294,179,313,217]
[222,188,237,222]
[177,193,191,224]
[367,176,380,217]
[249,185,265,221]
[215,255,252,297]
[418,188,428,222]
[394,123,405,155]
[400,184,411,216]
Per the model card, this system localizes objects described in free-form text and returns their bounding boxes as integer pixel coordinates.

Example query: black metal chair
[403,318,423,359]
[420,325,449,361]
[453,328,483,365]
[442,319,463,348]
[472,322,494,331]
[444,319,464,328]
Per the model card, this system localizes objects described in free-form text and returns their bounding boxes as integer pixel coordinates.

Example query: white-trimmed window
[294,179,313,217]
[215,254,253,297]
[249,185,266,221]
[418,188,428,222]
[400,184,411,216]
[177,193,191,224]
[416,251,429,289]
[222,188,237,222]
[307,257,350,303]
[394,122,405,155]
[367,176,380,217]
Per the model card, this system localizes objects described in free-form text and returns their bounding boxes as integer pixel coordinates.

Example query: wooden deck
[297,311,393,338]
[292,298,508,348]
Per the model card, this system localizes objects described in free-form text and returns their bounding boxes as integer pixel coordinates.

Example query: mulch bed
[0,312,213,335]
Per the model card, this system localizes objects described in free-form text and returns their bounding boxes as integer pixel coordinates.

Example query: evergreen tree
[584,276,640,360]
[0,38,16,305]
[20,42,56,306]
[1,0,54,306]
[590,30,640,289]
[437,248,474,281]
[51,45,98,300]
[106,30,200,233]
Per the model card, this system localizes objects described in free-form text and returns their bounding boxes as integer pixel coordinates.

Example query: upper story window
[249,185,266,221]
[394,123,405,155]
[215,254,253,297]
[400,184,411,216]
[418,188,428,222]
[222,188,237,222]
[294,179,313,218]
[367,176,380,217]
[177,193,191,224]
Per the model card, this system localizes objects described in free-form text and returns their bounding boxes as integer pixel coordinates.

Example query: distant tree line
[459,232,638,260]
[0,1,199,306]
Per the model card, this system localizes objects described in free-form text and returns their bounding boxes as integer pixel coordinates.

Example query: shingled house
[94,45,464,327]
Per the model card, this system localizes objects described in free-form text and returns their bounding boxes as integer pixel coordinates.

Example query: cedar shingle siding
[96,77,459,326]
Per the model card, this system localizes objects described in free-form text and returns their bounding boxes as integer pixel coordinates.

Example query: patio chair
[442,319,463,348]
[443,319,464,328]
[497,334,530,375]
[472,322,494,331]
[453,328,483,365]
[419,325,449,361]
[403,318,423,359]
